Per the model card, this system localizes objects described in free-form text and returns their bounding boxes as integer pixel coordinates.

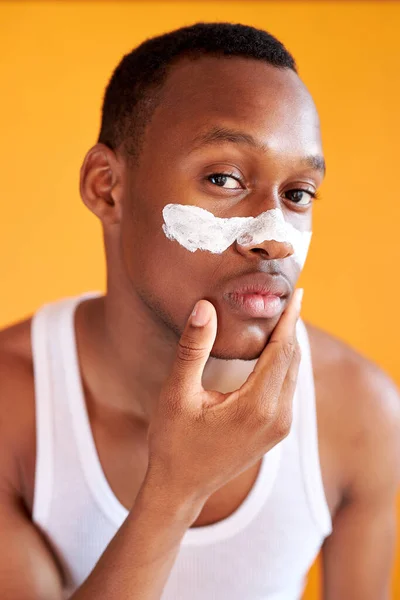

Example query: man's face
[117,55,324,360]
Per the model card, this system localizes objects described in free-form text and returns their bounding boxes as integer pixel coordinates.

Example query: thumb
[169,299,218,399]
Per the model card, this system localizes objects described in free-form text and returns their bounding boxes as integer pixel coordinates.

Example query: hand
[146,289,303,503]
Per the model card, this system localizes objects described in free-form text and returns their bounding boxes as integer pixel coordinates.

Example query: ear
[79,143,123,226]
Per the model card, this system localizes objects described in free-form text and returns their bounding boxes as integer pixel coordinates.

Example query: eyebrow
[191,126,326,175]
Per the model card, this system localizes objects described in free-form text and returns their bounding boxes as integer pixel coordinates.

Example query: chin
[209,327,272,361]
[209,347,264,361]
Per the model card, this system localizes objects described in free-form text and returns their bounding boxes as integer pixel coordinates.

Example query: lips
[224,272,290,298]
[223,272,290,318]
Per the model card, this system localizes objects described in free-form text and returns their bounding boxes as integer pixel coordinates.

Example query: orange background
[0,1,399,597]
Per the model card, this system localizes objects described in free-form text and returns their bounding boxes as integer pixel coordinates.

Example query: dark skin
[0,55,399,599]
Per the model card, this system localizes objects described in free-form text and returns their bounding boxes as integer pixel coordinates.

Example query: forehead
[144,55,322,157]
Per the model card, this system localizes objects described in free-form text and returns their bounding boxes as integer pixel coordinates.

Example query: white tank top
[31,293,332,600]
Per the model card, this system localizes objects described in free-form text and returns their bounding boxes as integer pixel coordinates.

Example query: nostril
[251,247,270,257]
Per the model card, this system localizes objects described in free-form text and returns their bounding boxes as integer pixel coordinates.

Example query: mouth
[226,292,285,318]
[222,272,290,319]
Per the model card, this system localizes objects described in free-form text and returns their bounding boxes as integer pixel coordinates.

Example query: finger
[251,288,303,380]
[246,333,300,419]
[272,339,301,434]
[235,289,303,404]
[228,333,301,431]
[269,288,304,344]
[167,299,218,400]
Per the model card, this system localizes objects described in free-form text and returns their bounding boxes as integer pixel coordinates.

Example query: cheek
[120,209,211,313]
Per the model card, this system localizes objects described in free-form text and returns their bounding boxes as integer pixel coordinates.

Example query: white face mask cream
[162,204,312,269]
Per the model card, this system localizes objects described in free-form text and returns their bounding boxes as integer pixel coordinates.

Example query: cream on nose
[162,203,312,269]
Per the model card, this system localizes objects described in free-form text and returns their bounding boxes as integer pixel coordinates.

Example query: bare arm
[322,363,400,600]
[0,451,203,600]
[0,490,63,600]
[71,470,203,600]
[0,352,63,600]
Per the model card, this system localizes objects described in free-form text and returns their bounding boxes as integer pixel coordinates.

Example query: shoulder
[305,321,400,500]
[305,320,400,429]
[0,318,36,509]
[0,317,35,401]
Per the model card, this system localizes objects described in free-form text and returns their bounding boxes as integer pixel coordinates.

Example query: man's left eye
[284,189,315,206]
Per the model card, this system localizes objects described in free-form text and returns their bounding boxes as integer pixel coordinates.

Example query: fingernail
[191,301,211,327]
[296,288,304,311]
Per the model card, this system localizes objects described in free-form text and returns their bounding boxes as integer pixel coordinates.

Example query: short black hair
[98,22,297,158]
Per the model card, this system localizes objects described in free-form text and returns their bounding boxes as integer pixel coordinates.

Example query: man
[0,22,399,600]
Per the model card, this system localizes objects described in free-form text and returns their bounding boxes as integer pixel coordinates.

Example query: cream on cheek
[162,203,312,269]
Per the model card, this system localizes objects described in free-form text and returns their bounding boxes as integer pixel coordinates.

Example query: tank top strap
[295,318,332,537]
[31,293,100,528]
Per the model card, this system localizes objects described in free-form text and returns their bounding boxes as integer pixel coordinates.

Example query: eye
[207,173,242,190]
[284,189,317,206]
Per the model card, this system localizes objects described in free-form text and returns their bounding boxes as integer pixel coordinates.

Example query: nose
[235,234,294,261]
